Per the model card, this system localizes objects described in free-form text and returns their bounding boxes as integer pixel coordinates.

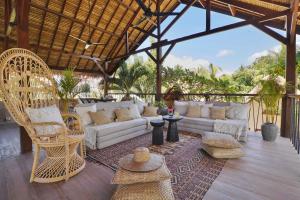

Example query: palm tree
[109,59,148,100]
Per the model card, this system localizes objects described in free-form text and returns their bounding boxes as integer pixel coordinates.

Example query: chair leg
[65,142,70,181]
[80,140,86,158]
[30,144,40,183]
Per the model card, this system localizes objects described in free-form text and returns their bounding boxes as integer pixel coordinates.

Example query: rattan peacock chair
[0,48,86,183]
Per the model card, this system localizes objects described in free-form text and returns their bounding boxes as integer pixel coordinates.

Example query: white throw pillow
[75,104,97,126]
[188,101,205,106]
[25,105,65,136]
[129,104,142,119]
[201,104,213,118]
[174,101,189,115]
[226,103,249,120]
[135,101,147,114]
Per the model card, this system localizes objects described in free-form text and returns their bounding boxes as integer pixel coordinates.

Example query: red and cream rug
[87,131,226,200]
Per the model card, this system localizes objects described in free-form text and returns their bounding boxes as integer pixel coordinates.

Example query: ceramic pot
[261,122,278,142]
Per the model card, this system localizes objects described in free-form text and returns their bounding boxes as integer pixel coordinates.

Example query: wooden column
[4,0,12,50]
[206,0,211,31]
[281,0,298,138]
[16,0,32,153]
[155,0,162,102]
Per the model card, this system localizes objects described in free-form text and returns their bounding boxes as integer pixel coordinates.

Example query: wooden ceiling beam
[30,2,134,41]
[289,0,299,44]
[206,0,211,31]
[54,0,84,67]
[108,0,178,73]
[4,0,12,50]
[161,0,198,37]
[104,0,143,63]
[80,0,111,69]
[35,0,50,54]
[67,0,98,68]
[45,0,67,64]
[87,1,129,70]
[107,9,290,69]
[252,23,287,44]
[213,0,276,16]
[198,0,206,8]
[228,4,236,16]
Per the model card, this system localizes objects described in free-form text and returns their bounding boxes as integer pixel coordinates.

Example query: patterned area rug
[87,131,227,200]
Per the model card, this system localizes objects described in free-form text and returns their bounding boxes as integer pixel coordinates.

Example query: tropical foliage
[109,44,300,98]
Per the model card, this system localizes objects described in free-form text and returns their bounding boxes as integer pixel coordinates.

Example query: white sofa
[174,101,249,142]
[75,101,162,149]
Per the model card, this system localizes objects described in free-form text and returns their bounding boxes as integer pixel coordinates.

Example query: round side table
[163,115,183,142]
[150,120,165,145]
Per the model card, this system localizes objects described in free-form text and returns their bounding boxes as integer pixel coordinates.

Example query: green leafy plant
[109,59,148,100]
[55,68,83,112]
[258,75,286,124]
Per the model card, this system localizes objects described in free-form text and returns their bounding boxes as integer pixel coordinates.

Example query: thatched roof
[0,0,299,75]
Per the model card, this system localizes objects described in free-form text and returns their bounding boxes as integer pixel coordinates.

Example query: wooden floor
[1,124,300,200]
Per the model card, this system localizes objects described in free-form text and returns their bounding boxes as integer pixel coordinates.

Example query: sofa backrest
[95,101,133,110]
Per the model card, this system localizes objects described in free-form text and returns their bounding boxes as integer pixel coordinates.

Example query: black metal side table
[150,120,165,145]
[163,115,183,142]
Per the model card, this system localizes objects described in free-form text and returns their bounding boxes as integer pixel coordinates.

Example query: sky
[133,5,292,75]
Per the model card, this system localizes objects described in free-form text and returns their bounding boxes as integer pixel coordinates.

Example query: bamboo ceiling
[0,0,299,75]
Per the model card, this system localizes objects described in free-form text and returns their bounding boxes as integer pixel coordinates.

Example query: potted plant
[56,68,84,112]
[163,84,183,109]
[258,75,285,141]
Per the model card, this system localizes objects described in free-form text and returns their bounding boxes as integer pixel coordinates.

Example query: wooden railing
[288,95,300,154]
[107,92,270,132]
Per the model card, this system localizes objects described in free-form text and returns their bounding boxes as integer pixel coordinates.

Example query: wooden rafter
[45,0,67,63]
[68,0,98,68]
[89,0,135,71]
[228,4,236,16]
[289,0,299,44]
[30,2,136,42]
[206,0,211,31]
[35,0,50,54]
[78,0,111,69]
[54,0,84,67]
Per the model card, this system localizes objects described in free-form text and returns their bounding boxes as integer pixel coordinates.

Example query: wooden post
[4,0,12,50]
[281,0,298,138]
[16,0,32,153]
[206,0,211,31]
[155,0,162,102]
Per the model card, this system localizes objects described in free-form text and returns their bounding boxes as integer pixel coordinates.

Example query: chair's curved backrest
[0,48,58,135]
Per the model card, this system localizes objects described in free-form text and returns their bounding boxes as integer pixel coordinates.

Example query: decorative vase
[261,122,278,142]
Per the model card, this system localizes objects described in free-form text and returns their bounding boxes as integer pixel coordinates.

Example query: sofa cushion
[88,110,113,125]
[181,116,215,127]
[226,103,249,120]
[210,106,226,120]
[189,101,205,106]
[25,105,65,136]
[115,108,134,122]
[87,118,147,138]
[143,106,158,117]
[96,101,133,110]
[201,104,213,118]
[174,101,189,115]
[135,100,147,114]
[186,105,201,118]
[129,104,142,119]
[202,144,244,159]
[202,132,242,148]
[75,104,97,126]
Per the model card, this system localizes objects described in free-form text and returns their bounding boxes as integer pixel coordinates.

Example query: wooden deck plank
[1,124,300,200]
[204,133,300,200]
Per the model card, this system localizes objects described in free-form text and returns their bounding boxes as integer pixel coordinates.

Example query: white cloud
[164,54,210,69]
[216,49,234,57]
[247,45,282,64]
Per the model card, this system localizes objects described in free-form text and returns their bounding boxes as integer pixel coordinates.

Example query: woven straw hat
[119,147,163,172]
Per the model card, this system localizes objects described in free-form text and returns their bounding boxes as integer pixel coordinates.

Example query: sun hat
[119,147,163,172]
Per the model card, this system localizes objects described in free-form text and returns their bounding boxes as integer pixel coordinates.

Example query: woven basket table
[111,156,174,200]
